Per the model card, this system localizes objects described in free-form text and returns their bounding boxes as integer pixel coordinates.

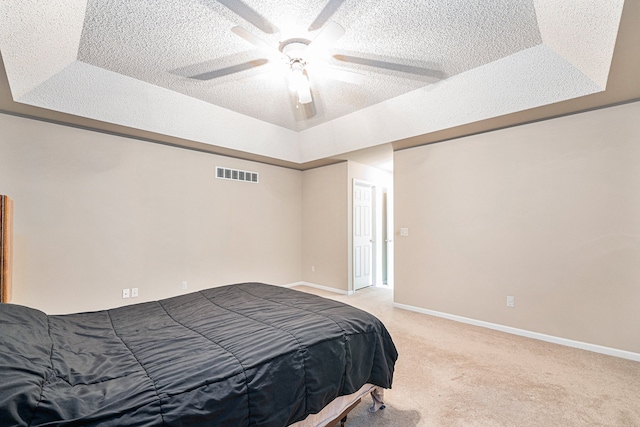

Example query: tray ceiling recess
[0,0,626,164]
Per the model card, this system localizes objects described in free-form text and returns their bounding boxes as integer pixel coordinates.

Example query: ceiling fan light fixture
[290,60,312,104]
[289,63,304,89]
[297,83,312,104]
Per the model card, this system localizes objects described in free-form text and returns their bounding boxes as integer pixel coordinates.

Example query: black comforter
[0,283,397,427]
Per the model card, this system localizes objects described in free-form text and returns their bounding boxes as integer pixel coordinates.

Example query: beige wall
[301,162,348,291]
[0,113,302,314]
[5,98,639,354]
[394,101,640,354]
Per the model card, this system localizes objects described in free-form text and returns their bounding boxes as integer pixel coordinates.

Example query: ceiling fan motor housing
[280,40,311,63]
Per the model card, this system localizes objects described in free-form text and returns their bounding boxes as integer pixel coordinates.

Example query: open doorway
[352,178,394,291]
[373,184,394,289]
[381,188,391,286]
[346,145,394,292]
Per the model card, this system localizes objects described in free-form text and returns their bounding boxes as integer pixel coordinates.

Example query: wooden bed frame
[291,383,379,427]
[0,195,12,303]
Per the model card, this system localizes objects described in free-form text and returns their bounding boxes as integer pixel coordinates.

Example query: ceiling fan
[226,20,360,105]
[191,0,445,112]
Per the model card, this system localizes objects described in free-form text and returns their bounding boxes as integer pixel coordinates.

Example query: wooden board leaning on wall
[1,195,13,303]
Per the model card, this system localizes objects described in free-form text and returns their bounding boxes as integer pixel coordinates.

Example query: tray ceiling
[0,0,630,165]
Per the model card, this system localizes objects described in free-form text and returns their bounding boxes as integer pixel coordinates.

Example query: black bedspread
[0,283,397,427]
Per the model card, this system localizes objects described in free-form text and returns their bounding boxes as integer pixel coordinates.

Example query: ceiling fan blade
[292,94,317,120]
[231,26,289,61]
[333,54,447,80]
[305,21,345,57]
[190,59,269,80]
[308,0,346,31]
[216,0,279,34]
[307,62,364,85]
[324,67,364,85]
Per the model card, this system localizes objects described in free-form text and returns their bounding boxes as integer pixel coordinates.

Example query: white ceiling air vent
[216,166,259,183]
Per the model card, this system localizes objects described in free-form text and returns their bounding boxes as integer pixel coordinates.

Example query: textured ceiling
[0,0,630,165]
[76,0,541,131]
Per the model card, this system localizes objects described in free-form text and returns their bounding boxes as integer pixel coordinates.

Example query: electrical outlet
[506,295,515,308]
[122,288,130,299]
[311,265,315,272]
[131,288,139,298]
[181,281,188,290]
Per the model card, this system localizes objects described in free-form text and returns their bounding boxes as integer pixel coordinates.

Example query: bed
[0,282,397,426]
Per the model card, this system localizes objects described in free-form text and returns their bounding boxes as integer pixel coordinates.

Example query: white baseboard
[280,282,302,289]
[393,302,640,362]
[287,281,355,295]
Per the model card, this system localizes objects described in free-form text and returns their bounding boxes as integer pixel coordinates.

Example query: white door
[354,182,373,290]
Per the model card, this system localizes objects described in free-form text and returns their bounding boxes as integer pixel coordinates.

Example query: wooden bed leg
[327,398,361,427]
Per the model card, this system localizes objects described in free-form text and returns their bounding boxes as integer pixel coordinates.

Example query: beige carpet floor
[295,285,640,427]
